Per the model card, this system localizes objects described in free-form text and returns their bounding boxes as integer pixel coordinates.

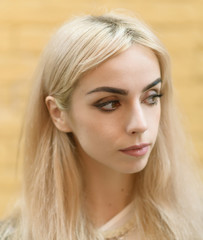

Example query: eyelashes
[93,93,163,112]
[143,93,163,105]
[94,100,121,112]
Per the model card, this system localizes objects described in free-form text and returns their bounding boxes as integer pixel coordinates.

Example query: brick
[0,1,89,25]
[0,0,203,218]
[0,1,202,25]
[0,54,37,83]
[159,28,202,54]
[0,26,11,52]
[89,2,203,25]
[17,25,55,53]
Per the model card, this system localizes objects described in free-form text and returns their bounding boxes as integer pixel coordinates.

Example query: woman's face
[66,44,161,174]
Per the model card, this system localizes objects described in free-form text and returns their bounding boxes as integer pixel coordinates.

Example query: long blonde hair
[1,11,203,240]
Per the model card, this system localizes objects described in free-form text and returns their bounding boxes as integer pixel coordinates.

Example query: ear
[45,96,72,133]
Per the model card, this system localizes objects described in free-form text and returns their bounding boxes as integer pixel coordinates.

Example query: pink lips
[119,143,150,157]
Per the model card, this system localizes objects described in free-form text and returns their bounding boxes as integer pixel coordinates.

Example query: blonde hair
[1,11,203,240]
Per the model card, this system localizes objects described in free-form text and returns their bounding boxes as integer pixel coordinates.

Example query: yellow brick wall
[0,0,203,217]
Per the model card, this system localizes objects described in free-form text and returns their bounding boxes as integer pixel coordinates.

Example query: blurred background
[0,0,203,217]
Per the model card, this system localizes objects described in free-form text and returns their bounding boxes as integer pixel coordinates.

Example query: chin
[123,166,147,174]
[118,158,149,174]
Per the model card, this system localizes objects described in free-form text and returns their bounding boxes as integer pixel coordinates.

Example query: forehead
[76,44,161,94]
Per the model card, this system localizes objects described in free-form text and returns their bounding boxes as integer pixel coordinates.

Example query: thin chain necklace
[103,216,136,240]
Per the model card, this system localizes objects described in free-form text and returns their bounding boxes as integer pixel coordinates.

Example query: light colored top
[99,202,137,239]
[0,203,138,240]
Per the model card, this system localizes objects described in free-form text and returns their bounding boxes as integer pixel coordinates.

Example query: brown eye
[94,100,121,112]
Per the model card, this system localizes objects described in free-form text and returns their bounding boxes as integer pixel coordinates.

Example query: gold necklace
[103,216,136,240]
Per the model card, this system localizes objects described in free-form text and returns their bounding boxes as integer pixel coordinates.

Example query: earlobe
[45,96,72,133]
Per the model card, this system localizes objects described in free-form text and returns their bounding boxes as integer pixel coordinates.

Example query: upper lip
[119,143,150,151]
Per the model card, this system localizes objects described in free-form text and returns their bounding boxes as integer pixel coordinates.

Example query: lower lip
[120,146,149,157]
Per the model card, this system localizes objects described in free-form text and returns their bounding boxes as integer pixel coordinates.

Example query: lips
[119,143,150,157]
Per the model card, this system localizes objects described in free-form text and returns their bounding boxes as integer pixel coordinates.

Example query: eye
[143,93,163,105]
[94,100,121,112]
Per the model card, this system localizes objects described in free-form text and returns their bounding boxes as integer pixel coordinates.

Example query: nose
[126,103,148,135]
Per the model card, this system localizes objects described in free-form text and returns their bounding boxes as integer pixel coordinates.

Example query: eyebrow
[86,78,162,96]
[86,86,128,95]
[142,78,162,92]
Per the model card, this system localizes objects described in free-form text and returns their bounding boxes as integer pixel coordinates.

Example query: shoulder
[0,220,15,240]
[0,207,22,240]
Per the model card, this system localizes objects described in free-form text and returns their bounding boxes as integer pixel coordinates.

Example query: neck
[81,157,135,227]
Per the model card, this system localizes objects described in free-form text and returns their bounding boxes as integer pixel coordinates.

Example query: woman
[0,11,203,240]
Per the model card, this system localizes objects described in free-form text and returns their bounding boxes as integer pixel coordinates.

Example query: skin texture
[46,44,162,226]
[67,44,161,175]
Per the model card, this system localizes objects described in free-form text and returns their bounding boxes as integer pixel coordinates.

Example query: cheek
[71,113,109,143]
[72,113,120,157]
[147,106,161,134]
[72,120,115,161]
